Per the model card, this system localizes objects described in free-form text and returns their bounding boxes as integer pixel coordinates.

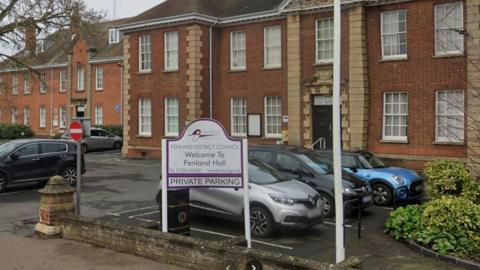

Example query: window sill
[163,69,179,73]
[59,90,66,94]
[433,141,465,146]
[136,134,152,138]
[379,139,408,144]
[433,53,464,59]
[263,136,282,140]
[314,61,333,67]
[96,88,103,91]
[231,134,247,138]
[76,90,85,92]
[164,134,179,138]
[228,69,246,73]
[137,71,152,75]
[262,66,282,71]
[380,56,408,62]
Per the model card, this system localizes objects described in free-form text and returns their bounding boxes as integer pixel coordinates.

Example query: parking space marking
[324,221,353,228]
[106,205,157,216]
[135,217,160,224]
[190,227,294,250]
[371,206,394,211]
[128,210,160,219]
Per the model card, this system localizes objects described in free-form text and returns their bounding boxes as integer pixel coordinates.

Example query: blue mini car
[317,150,424,206]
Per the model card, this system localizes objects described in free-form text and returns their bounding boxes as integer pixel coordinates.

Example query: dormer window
[109,29,120,44]
[36,40,44,54]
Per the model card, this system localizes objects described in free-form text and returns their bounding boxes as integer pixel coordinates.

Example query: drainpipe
[120,62,123,125]
[50,68,54,136]
[209,20,217,118]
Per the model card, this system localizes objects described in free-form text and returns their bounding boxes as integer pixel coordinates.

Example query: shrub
[0,124,34,139]
[94,125,123,137]
[423,160,471,199]
[462,179,480,204]
[385,205,423,241]
[412,196,480,260]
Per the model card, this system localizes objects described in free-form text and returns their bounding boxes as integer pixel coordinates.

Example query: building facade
[0,19,126,136]
[118,0,479,173]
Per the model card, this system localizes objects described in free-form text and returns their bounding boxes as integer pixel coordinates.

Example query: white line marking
[0,191,24,196]
[191,227,293,250]
[107,205,157,215]
[135,217,160,224]
[106,212,120,217]
[324,221,353,228]
[372,206,394,211]
[128,210,160,219]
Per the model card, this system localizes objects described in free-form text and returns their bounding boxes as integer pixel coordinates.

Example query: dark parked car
[249,145,372,217]
[0,139,86,193]
[317,150,424,206]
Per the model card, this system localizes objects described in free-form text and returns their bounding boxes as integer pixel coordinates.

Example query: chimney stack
[70,4,81,37]
[24,19,37,52]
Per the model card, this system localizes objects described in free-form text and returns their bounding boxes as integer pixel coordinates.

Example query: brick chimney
[24,19,36,52]
[70,4,81,37]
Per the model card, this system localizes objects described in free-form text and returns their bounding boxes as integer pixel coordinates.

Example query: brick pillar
[347,5,369,150]
[186,25,204,122]
[86,51,94,120]
[466,0,480,175]
[122,34,131,156]
[67,54,73,123]
[287,14,302,146]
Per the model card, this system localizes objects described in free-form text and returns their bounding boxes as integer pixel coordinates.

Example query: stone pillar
[466,0,480,175]
[287,14,302,146]
[347,5,369,150]
[185,25,204,122]
[35,176,76,236]
[122,34,131,156]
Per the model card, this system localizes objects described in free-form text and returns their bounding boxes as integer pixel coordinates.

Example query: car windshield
[358,152,387,169]
[297,152,333,175]
[0,142,22,156]
[249,159,289,185]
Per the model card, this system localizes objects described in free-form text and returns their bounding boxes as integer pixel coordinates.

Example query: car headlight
[392,174,405,185]
[342,187,356,195]
[269,194,295,205]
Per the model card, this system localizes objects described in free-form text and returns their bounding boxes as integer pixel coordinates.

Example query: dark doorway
[76,105,85,118]
[312,97,333,150]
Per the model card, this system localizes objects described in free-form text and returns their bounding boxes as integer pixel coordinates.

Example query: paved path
[0,234,185,270]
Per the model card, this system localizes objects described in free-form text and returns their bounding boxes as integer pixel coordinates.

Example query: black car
[0,139,86,193]
[249,145,372,217]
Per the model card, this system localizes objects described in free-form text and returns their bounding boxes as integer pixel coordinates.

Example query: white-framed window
[39,106,46,128]
[231,97,247,136]
[40,72,47,94]
[77,66,84,91]
[316,17,334,63]
[264,26,281,68]
[96,67,103,90]
[138,98,152,136]
[95,105,103,125]
[383,92,408,141]
[435,1,464,56]
[265,96,282,138]
[164,31,179,71]
[59,69,66,92]
[23,107,30,126]
[139,35,152,72]
[23,72,29,94]
[59,106,66,128]
[109,28,120,44]
[230,31,246,70]
[436,90,464,143]
[12,73,18,95]
[11,108,17,124]
[164,97,179,137]
[381,10,407,59]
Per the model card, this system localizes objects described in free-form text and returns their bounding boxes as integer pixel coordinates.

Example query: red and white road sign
[69,121,83,141]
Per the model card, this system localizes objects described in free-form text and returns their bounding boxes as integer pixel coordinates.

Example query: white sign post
[161,119,251,248]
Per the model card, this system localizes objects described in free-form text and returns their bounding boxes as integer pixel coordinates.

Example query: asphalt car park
[0,150,466,269]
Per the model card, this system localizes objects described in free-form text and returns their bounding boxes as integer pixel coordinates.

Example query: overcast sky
[84,0,163,19]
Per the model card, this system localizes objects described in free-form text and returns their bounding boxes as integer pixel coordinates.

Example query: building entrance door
[311,96,333,150]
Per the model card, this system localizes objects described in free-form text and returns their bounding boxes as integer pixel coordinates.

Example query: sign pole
[76,140,81,215]
[161,139,168,233]
[333,0,345,263]
[242,139,251,248]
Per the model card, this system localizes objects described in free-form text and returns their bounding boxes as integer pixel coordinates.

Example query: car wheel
[113,142,122,150]
[81,144,88,154]
[250,205,274,238]
[0,173,6,193]
[318,192,334,218]
[372,183,392,206]
[62,166,77,186]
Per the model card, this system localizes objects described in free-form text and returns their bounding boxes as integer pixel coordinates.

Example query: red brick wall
[91,62,122,125]
[71,40,89,102]
[366,0,467,159]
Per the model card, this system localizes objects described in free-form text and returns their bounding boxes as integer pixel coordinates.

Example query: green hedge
[94,125,123,137]
[386,160,480,262]
[0,124,34,139]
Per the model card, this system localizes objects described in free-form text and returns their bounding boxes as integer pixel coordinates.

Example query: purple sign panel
[166,119,244,189]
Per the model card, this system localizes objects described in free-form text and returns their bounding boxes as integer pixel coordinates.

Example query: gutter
[209,19,218,118]
[89,57,124,64]
[0,63,68,73]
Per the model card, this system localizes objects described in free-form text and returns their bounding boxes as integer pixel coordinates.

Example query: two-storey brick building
[0,17,126,136]
[117,0,480,173]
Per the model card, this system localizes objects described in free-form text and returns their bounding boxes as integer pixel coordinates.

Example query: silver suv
[157,159,324,238]
[63,128,122,153]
